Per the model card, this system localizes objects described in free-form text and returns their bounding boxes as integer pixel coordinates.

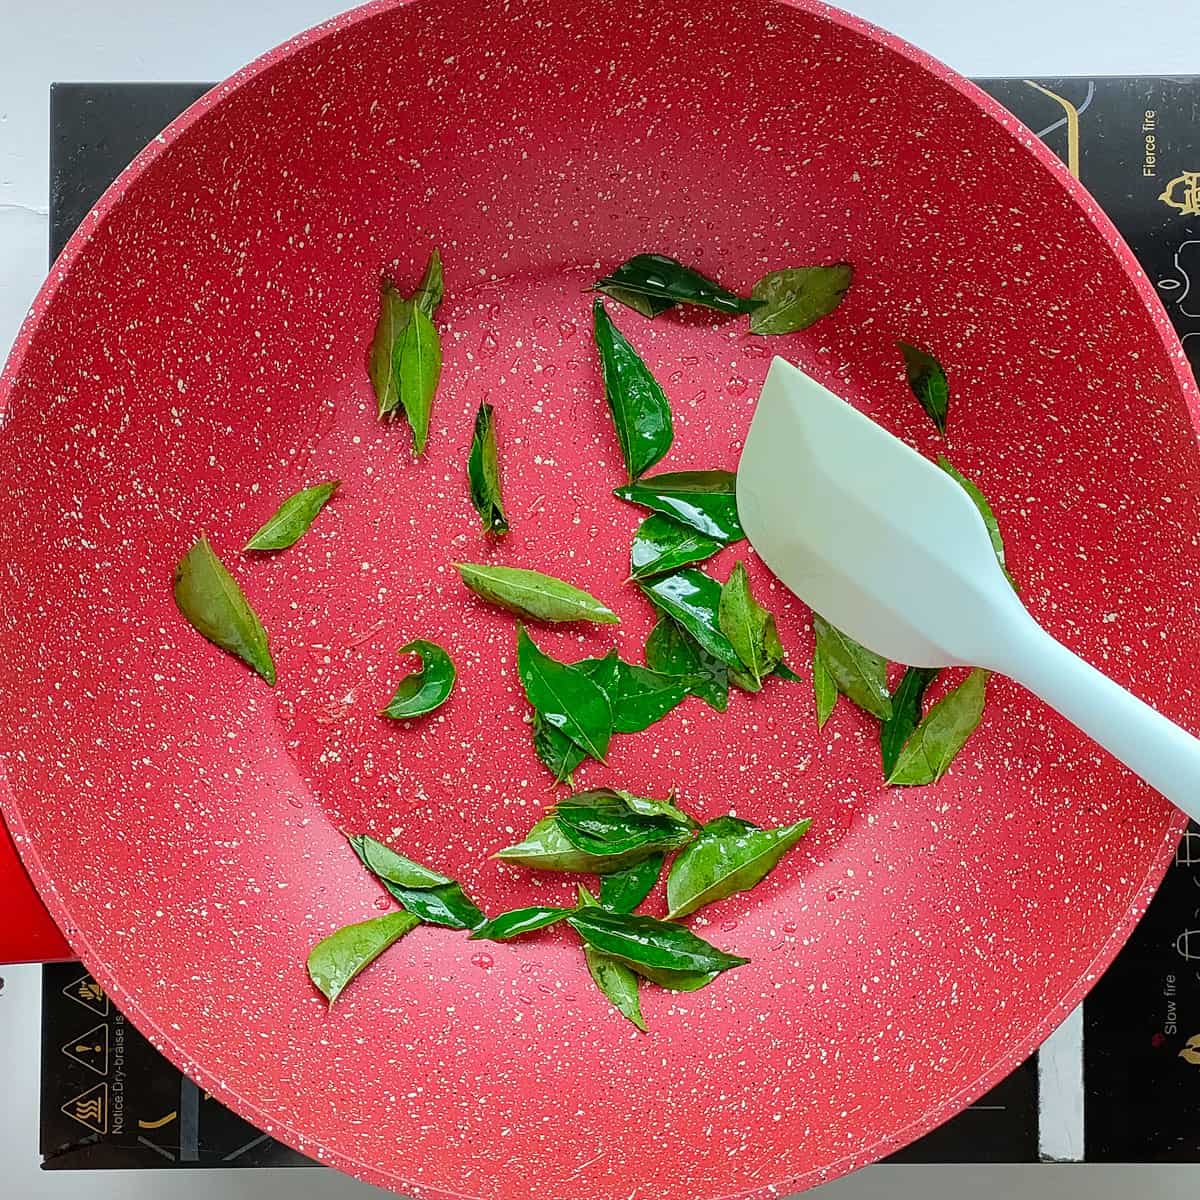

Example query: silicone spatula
[736,356,1200,816]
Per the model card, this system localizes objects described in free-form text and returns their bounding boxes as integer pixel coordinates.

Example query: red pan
[2,1,1198,1196]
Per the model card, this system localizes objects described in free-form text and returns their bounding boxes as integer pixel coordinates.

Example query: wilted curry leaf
[466,402,508,535]
[748,264,852,335]
[879,666,941,779]
[456,562,619,624]
[380,639,456,720]
[665,815,812,919]
[898,340,949,435]
[369,280,411,420]
[173,535,276,685]
[243,480,340,552]
[554,789,693,857]
[370,252,445,450]
[307,910,420,1005]
[592,298,674,480]
[412,248,443,318]
[811,614,892,720]
[887,669,989,786]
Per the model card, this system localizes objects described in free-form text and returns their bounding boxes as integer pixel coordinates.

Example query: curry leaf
[812,614,892,720]
[554,790,693,857]
[567,908,749,975]
[466,402,508,536]
[385,882,485,930]
[644,615,729,712]
[173,535,276,685]
[243,481,340,552]
[380,639,456,720]
[347,835,484,930]
[748,264,853,335]
[630,513,724,579]
[812,647,838,728]
[395,304,442,456]
[516,626,612,762]
[592,298,674,480]
[605,661,691,733]
[599,854,665,914]
[457,562,619,625]
[584,944,648,1030]
[307,910,420,1005]
[887,669,989,786]
[938,456,1016,588]
[595,284,675,320]
[898,340,949,435]
[718,561,782,688]
[879,666,941,779]
[593,253,759,317]
[608,790,696,827]
[574,650,622,697]
[627,964,722,992]
[665,815,812,919]
[773,660,803,683]
[369,280,411,420]
[614,470,743,543]
[494,816,666,874]
[530,713,587,784]
[348,834,451,888]
[640,569,742,669]
[412,248,443,318]
[575,887,648,1029]
[469,906,571,941]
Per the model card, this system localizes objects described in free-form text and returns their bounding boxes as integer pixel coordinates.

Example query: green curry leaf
[173,535,276,686]
[380,639,456,720]
[898,340,949,435]
[243,480,340,552]
[466,402,509,536]
[456,563,619,625]
[307,910,420,1005]
[748,264,852,335]
[592,298,674,480]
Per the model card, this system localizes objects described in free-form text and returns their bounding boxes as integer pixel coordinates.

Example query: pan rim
[0,0,1194,1195]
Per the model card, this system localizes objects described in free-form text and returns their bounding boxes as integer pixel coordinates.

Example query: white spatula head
[736,358,1023,668]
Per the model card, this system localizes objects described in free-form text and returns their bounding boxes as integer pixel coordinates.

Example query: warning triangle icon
[61,1082,107,1134]
[61,1023,109,1076]
[62,971,109,1018]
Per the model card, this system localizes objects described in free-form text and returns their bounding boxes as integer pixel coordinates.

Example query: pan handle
[0,812,73,963]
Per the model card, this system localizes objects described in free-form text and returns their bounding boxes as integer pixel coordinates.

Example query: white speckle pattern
[0,1,1198,1199]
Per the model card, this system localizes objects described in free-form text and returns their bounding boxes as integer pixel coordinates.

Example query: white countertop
[2,1,1199,1197]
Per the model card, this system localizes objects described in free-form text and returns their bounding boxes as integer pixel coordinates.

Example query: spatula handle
[998,617,1200,824]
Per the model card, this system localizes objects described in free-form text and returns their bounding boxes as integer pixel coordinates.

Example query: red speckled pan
[2,1,1198,1196]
